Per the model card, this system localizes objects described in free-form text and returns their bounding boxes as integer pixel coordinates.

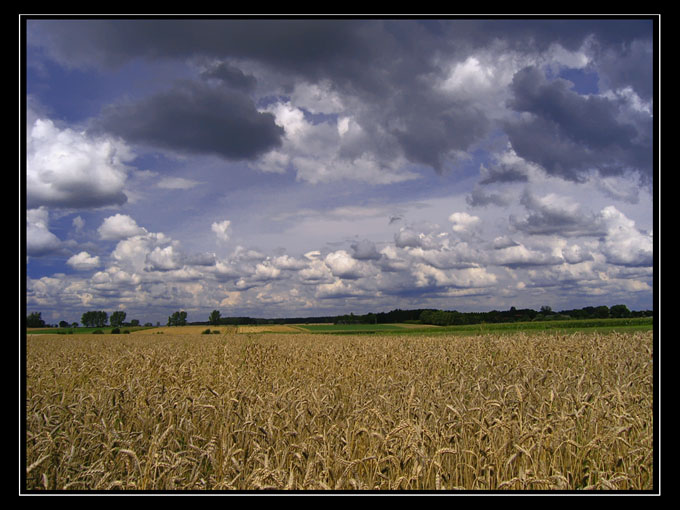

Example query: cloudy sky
[23,17,656,325]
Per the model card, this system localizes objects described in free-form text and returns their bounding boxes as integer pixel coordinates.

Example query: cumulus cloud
[145,245,184,271]
[111,231,171,273]
[599,206,653,267]
[350,239,382,261]
[98,214,148,241]
[511,189,608,237]
[66,251,100,270]
[258,101,419,184]
[413,264,497,289]
[324,250,371,280]
[449,212,481,233]
[27,117,132,209]
[26,207,61,256]
[491,242,563,268]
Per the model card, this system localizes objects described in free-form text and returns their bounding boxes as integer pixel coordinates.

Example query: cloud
[211,220,231,242]
[200,61,257,92]
[412,264,497,289]
[111,231,171,273]
[25,19,654,320]
[258,101,419,184]
[491,242,563,268]
[72,216,85,232]
[145,245,184,272]
[66,251,100,270]
[96,80,284,161]
[315,279,367,299]
[448,212,481,233]
[156,177,202,190]
[98,214,148,241]
[26,207,61,256]
[324,250,371,280]
[510,189,608,237]
[505,66,652,182]
[27,117,132,209]
[350,239,382,261]
[599,206,653,267]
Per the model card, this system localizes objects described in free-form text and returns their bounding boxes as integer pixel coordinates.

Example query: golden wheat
[24,331,654,491]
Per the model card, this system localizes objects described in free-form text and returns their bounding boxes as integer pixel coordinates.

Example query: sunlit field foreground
[25,331,653,491]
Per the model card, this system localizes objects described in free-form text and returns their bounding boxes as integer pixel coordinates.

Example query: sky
[23,17,657,325]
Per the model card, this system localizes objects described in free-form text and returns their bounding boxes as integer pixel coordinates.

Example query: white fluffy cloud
[324,250,371,280]
[449,211,481,233]
[257,101,419,184]
[27,117,133,209]
[98,214,148,241]
[600,206,653,267]
[26,207,61,256]
[66,251,101,270]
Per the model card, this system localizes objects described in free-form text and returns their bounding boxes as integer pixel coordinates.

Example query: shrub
[123,330,130,334]
[202,328,212,335]
[92,330,103,334]
[111,327,120,334]
[212,330,221,334]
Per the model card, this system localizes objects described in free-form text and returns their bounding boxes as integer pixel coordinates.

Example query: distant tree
[594,305,610,319]
[610,304,632,318]
[540,305,553,315]
[110,311,127,328]
[168,310,188,327]
[27,312,45,328]
[72,322,78,328]
[209,310,221,326]
[130,319,140,327]
[59,320,70,329]
[81,311,108,328]
[80,311,94,328]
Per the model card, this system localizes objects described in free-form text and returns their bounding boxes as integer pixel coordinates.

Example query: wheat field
[24,331,654,491]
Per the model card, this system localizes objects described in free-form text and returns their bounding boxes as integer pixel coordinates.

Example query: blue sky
[24,17,656,325]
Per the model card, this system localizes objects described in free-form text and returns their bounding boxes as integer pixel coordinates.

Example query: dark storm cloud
[27,19,379,79]
[392,99,490,172]
[29,18,654,177]
[200,62,257,92]
[505,66,652,182]
[95,80,284,160]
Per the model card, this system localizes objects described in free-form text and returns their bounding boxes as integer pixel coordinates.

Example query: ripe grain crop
[24,331,654,491]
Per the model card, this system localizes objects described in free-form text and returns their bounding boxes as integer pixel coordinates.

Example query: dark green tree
[81,311,108,328]
[27,312,45,328]
[209,310,221,326]
[594,305,610,319]
[609,304,631,318]
[167,310,188,326]
[110,310,127,328]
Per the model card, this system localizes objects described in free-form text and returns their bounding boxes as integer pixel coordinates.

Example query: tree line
[198,304,652,327]
[27,304,653,330]
[26,310,143,329]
